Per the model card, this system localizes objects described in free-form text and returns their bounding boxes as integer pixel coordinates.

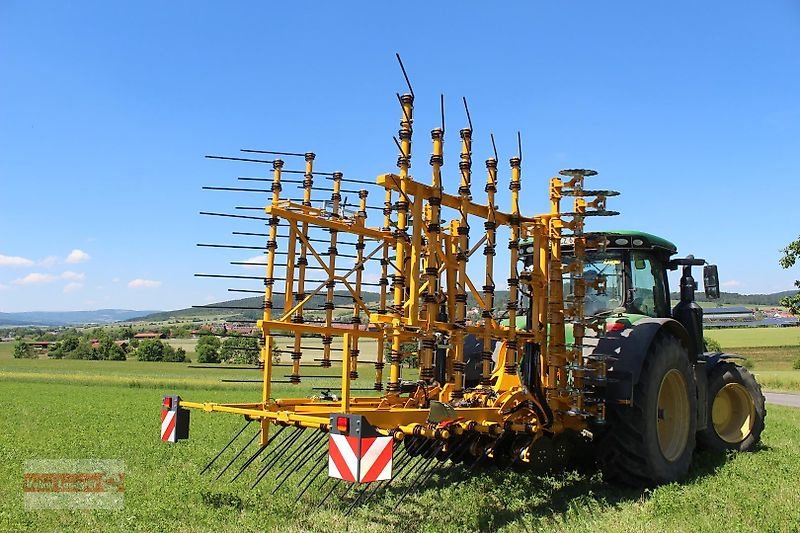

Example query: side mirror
[703,265,720,299]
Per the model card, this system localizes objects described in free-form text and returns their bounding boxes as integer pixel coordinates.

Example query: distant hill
[133,288,799,325]
[137,292,384,322]
[0,309,158,327]
[669,290,799,307]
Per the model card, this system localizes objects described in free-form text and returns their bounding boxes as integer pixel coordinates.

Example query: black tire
[598,334,697,486]
[697,362,766,452]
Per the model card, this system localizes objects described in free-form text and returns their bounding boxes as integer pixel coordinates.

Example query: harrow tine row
[214,428,261,480]
[199,420,252,475]
[230,425,288,482]
[251,428,308,488]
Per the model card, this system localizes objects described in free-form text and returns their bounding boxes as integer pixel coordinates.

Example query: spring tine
[344,442,404,514]
[395,442,445,506]
[228,445,267,482]
[214,428,261,480]
[296,453,330,500]
[406,439,470,501]
[230,425,287,482]
[271,434,328,494]
[363,443,413,505]
[317,478,344,507]
[199,420,252,475]
[469,442,493,471]
[297,441,328,500]
[268,428,319,474]
[251,428,307,488]
[358,440,430,506]
[268,430,325,488]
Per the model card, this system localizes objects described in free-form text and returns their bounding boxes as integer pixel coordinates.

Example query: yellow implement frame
[183,92,616,454]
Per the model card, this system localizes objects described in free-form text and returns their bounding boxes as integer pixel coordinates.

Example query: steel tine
[395,442,445,506]
[469,442,494,471]
[267,428,319,475]
[344,485,370,516]
[357,442,411,506]
[358,439,433,507]
[230,425,288,482]
[359,440,433,506]
[214,428,261,480]
[199,420,251,475]
[317,478,345,507]
[291,439,331,494]
[229,444,267,483]
[410,439,471,498]
[296,455,330,500]
[271,434,328,494]
[251,428,307,488]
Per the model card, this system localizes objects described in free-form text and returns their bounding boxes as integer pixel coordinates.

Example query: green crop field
[2,364,800,532]
[703,327,800,393]
[706,327,800,348]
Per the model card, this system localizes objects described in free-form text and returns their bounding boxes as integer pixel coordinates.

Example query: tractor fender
[693,352,748,431]
[603,318,691,404]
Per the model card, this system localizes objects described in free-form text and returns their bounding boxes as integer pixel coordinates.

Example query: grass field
[1,362,800,532]
[1,327,799,530]
[702,327,800,393]
[706,327,800,348]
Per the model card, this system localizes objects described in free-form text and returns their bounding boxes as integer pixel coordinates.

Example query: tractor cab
[521,231,721,359]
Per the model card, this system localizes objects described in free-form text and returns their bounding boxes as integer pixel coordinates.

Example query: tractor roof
[522,231,678,255]
[602,231,677,254]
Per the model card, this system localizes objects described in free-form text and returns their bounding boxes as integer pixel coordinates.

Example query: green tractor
[465,230,766,485]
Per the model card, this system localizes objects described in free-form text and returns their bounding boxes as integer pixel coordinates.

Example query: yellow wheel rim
[657,369,690,462]
[712,383,755,444]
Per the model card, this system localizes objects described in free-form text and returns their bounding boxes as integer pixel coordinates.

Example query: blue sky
[1,1,799,312]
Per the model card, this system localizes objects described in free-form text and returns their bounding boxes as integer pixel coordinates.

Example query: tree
[136,339,165,361]
[13,340,35,359]
[221,336,260,364]
[197,335,221,363]
[163,346,187,363]
[780,236,800,315]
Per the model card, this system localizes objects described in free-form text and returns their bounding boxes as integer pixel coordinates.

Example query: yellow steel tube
[481,157,498,386]
[421,127,444,383]
[290,153,315,383]
[505,156,522,376]
[388,93,414,395]
[349,190,369,380]
[321,172,342,368]
[547,177,566,392]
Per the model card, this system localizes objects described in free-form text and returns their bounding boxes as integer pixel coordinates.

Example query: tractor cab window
[565,253,625,316]
[628,252,668,317]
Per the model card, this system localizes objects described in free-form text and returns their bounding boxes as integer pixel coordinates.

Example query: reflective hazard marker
[161,395,190,443]
[328,414,392,483]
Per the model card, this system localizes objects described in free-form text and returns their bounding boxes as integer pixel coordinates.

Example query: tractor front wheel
[599,334,697,486]
[697,362,765,452]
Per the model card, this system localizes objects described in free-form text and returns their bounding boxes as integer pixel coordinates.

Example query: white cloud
[13,272,57,285]
[241,255,268,269]
[39,256,59,268]
[61,271,85,281]
[128,278,162,289]
[0,254,35,267]
[63,282,84,293]
[65,249,91,264]
[0,283,9,291]
[720,280,742,288]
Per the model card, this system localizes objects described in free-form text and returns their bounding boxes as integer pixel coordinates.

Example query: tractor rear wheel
[697,362,765,452]
[598,334,697,486]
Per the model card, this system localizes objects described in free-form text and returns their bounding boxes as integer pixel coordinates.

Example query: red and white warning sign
[161,405,178,442]
[328,414,392,483]
[160,395,190,443]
